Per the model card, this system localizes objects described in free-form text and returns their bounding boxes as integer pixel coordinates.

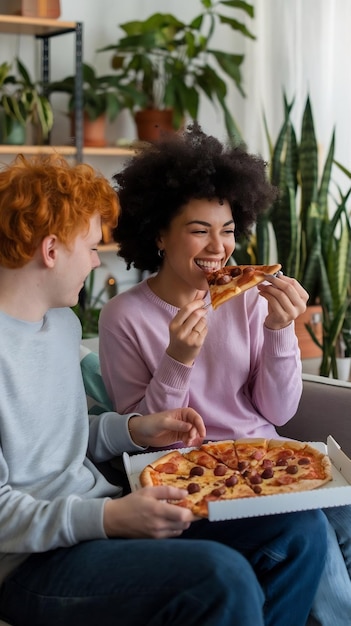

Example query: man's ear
[41,235,59,268]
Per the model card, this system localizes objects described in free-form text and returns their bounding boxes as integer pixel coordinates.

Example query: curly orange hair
[0,153,119,269]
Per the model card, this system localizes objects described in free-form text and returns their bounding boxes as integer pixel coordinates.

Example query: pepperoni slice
[156,462,178,474]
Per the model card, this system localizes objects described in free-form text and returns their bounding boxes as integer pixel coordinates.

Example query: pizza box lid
[122,436,351,521]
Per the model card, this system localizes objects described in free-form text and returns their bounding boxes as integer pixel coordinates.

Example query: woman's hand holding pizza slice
[257,273,309,330]
[206,263,309,332]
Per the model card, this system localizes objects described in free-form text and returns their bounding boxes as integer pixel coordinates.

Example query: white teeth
[195,260,221,270]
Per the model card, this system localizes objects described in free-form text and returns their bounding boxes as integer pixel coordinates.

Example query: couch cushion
[278,374,351,457]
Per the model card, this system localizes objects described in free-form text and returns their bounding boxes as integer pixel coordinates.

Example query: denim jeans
[311,506,351,626]
[0,509,327,626]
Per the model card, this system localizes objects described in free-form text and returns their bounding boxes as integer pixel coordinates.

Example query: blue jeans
[0,510,327,626]
[311,506,351,626]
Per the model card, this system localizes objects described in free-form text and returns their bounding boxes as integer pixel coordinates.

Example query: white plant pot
[336,357,351,382]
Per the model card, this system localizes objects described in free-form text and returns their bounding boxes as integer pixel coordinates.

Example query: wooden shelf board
[97,243,119,253]
[0,14,77,36]
[0,145,134,156]
[83,146,135,157]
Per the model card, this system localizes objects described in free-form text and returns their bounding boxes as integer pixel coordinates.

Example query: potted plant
[47,62,145,146]
[235,94,351,378]
[97,0,255,141]
[0,59,53,144]
[73,270,118,338]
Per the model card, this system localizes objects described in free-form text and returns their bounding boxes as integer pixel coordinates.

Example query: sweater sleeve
[99,321,193,415]
[252,324,302,425]
[0,450,108,555]
[246,295,302,425]
[88,411,146,461]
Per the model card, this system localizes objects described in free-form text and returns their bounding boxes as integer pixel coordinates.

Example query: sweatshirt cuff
[70,497,109,542]
[103,412,147,455]
[263,322,298,355]
[156,352,193,388]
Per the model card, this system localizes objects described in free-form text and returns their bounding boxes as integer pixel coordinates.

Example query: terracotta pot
[294,305,323,359]
[134,108,174,142]
[71,113,107,147]
[5,0,61,18]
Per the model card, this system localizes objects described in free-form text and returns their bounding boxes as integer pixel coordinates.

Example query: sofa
[278,372,351,457]
[1,369,350,626]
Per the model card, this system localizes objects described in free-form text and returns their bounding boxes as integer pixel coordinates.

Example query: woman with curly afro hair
[99,124,351,626]
[99,122,308,441]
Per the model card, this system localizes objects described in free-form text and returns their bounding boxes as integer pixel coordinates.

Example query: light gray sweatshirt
[0,307,142,586]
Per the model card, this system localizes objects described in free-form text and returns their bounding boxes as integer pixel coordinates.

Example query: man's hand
[103,486,197,538]
[128,407,206,448]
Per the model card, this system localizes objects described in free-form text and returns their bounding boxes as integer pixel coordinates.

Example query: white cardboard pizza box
[122,436,351,521]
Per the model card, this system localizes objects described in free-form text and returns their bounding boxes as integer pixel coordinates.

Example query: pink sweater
[99,280,302,441]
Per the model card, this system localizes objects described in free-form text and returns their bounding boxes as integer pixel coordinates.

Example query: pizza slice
[239,440,332,496]
[200,440,239,470]
[206,263,282,309]
[234,438,269,475]
[183,448,221,469]
[139,450,232,517]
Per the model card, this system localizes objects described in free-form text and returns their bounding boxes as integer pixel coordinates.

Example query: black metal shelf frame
[35,22,83,162]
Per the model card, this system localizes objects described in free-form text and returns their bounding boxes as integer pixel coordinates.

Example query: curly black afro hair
[113,122,277,273]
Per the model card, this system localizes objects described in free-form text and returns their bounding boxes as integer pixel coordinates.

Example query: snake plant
[236,94,351,378]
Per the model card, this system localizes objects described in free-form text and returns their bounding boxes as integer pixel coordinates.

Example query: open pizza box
[123,436,351,521]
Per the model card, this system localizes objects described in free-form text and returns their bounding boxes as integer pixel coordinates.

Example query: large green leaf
[217,14,256,39]
[299,96,318,220]
[255,213,271,264]
[272,183,299,276]
[220,98,242,142]
[317,131,335,217]
[209,50,245,94]
[219,1,255,18]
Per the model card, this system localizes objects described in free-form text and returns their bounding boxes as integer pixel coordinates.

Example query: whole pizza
[140,438,332,518]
